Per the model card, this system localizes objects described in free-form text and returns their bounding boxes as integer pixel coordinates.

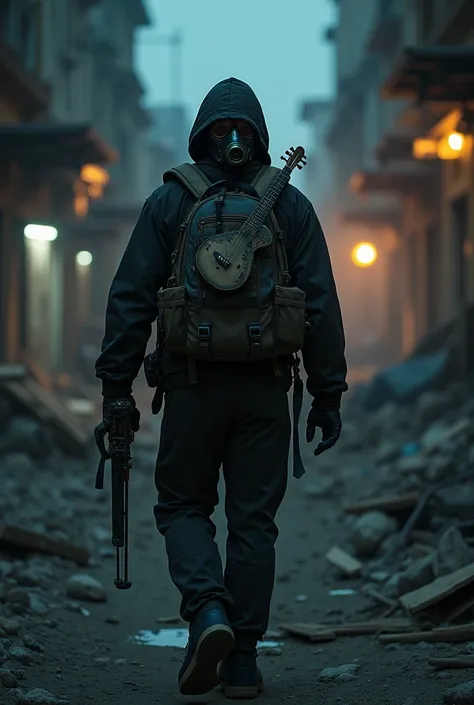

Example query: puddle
[329,589,357,597]
[129,629,283,651]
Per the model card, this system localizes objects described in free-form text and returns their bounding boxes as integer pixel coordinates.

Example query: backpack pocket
[273,285,307,355]
[157,286,187,351]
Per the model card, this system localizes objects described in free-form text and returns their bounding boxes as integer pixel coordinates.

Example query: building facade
[0,0,151,391]
[318,0,474,369]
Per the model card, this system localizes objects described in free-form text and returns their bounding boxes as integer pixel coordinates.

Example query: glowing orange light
[351,242,378,267]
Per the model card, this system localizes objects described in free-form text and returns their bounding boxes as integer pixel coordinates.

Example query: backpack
[157,163,307,367]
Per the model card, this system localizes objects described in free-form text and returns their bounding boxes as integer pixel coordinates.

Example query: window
[0,0,13,41]
[420,0,436,40]
[19,2,37,71]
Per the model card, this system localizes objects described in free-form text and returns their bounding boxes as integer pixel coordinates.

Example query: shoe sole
[179,624,235,695]
[222,682,264,699]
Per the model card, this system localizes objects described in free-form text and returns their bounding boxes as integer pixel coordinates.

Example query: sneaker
[178,600,235,695]
[218,651,264,699]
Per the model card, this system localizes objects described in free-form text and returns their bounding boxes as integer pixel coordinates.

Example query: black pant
[153,379,290,646]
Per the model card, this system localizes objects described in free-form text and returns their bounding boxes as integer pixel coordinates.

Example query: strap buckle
[198,323,211,356]
[248,323,261,359]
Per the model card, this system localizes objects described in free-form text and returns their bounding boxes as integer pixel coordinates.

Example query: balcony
[0,38,49,119]
[381,45,474,104]
[0,124,117,168]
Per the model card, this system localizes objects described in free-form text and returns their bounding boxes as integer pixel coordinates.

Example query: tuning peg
[285,150,290,156]
[280,155,287,162]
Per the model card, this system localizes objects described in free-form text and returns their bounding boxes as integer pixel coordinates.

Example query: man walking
[95,77,347,699]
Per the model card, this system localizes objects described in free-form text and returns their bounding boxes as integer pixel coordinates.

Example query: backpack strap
[163,163,212,200]
[251,166,282,198]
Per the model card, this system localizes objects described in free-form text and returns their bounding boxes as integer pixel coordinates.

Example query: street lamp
[76,250,93,267]
[351,242,378,268]
[24,224,58,242]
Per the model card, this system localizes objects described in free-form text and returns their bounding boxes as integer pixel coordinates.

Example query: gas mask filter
[208,119,254,167]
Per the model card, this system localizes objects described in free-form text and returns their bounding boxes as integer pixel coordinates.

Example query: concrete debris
[443,680,474,704]
[434,527,474,578]
[349,511,398,556]
[319,662,360,682]
[65,574,107,602]
[14,688,69,705]
[0,395,157,698]
[396,554,434,596]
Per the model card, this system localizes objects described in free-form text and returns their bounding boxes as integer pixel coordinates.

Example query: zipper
[197,214,248,232]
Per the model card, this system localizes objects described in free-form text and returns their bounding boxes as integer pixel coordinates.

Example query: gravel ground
[1,387,472,705]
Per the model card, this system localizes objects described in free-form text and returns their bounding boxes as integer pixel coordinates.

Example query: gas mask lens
[209,120,254,167]
[210,120,253,140]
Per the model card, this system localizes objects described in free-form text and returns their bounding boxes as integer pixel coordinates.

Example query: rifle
[94,399,135,589]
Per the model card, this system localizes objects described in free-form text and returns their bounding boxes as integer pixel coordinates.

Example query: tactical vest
[157,163,307,367]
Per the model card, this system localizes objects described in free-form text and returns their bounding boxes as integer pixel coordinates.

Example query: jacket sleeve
[95,199,170,397]
[289,203,348,409]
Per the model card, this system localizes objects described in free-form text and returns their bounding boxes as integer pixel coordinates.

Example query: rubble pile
[0,388,153,701]
[281,382,474,700]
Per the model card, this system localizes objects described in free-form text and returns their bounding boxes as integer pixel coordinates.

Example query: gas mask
[208,119,254,167]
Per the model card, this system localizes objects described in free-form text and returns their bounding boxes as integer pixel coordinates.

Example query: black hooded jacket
[96,77,348,408]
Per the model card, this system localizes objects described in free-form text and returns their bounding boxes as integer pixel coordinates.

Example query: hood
[188,77,271,166]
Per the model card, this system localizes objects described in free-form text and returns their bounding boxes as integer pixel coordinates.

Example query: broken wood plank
[429,656,474,670]
[331,619,413,636]
[325,546,362,578]
[445,595,474,623]
[380,624,474,644]
[3,378,88,454]
[400,562,474,615]
[278,623,336,642]
[362,586,398,609]
[343,492,420,516]
[422,417,471,455]
[0,523,89,566]
[0,364,27,380]
[280,619,413,641]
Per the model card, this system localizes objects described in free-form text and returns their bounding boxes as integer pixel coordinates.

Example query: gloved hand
[306,407,342,456]
[101,395,141,433]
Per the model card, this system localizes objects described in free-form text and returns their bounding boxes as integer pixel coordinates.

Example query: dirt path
[2,403,464,705]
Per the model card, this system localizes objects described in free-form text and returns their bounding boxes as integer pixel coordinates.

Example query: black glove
[306,407,342,456]
[101,395,141,433]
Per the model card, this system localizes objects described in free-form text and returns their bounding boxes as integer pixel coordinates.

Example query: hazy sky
[135,1,336,189]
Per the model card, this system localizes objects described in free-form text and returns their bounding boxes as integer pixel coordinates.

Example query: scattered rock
[294,594,308,603]
[7,646,39,666]
[105,615,120,625]
[0,618,21,636]
[350,511,398,556]
[434,527,474,578]
[66,574,107,602]
[15,688,69,704]
[22,635,43,653]
[5,589,30,609]
[319,663,360,682]
[397,554,434,596]
[443,679,474,704]
[396,454,428,475]
[0,668,18,688]
[415,391,450,427]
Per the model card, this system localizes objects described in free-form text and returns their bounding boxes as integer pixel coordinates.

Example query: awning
[381,45,474,102]
[340,205,401,229]
[349,166,438,195]
[375,133,420,164]
[0,40,49,119]
[0,124,117,167]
